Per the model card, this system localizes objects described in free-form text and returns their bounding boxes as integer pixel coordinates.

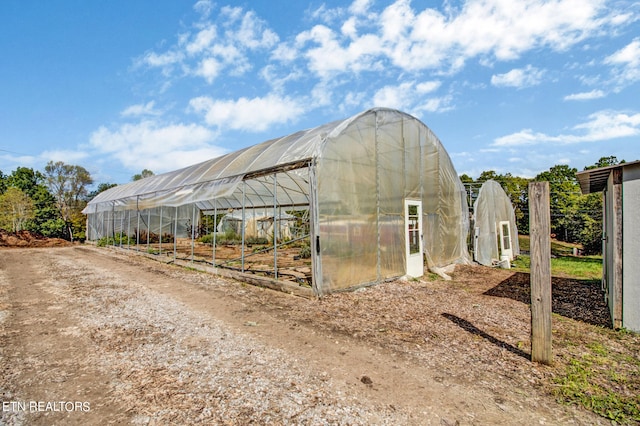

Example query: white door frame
[405,199,424,277]
[498,220,513,260]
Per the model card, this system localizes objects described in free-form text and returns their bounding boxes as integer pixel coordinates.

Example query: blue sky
[1,0,638,185]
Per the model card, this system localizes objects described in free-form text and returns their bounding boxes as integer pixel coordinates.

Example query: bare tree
[44,161,93,241]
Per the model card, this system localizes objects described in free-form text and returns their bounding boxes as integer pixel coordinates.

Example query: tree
[7,167,45,198]
[534,165,581,242]
[132,169,154,181]
[0,187,35,232]
[459,174,473,184]
[5,167,61,236]
[577,156,624,254]
[0,170,6,194]
[87,182,118,201]
[43,161,93,241]
[585,156,624,170]
[472,171,531,235]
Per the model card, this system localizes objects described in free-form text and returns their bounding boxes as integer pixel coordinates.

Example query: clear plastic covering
[472,180,520,267]
[84,108,470,294]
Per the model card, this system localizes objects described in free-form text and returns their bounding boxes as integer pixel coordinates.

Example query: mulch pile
[0,229,72,248]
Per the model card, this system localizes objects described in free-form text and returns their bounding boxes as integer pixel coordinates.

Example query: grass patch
[512,238,640,423]
[552,327,640,424]
[513,235,602,279]
[518,234,581,257]
[511,255,602,280]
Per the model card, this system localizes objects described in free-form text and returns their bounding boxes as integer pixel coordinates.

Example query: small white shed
[577,160,640,332]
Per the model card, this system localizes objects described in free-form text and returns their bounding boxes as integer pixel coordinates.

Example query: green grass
[513,235,602,279]
[514,236,640,424]
[552,330,640,424]
[511,255,602,280]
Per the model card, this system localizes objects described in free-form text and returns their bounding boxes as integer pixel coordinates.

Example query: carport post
[529,181,552,364]
[173,206,178,261]
[212,203,217,267]
[100,211,104,240]
[273,173,278,280]
[147,209,151,252]
[190,204,196,263]
[127,210,131,249]
[119,211,124,248]
[241,181,246,273]
[111,203,116,245]
[136,197,140,252]
[159,206,163,256]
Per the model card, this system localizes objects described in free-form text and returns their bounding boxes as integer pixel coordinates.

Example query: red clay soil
[0,229,72,248]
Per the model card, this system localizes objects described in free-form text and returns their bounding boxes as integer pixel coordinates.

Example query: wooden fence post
[529,182,552,364]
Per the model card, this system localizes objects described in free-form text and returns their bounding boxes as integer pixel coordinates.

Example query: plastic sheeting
[316,109,470,290]
[84,108,470,294]
[472,180,520,267]
[217,210,299,240]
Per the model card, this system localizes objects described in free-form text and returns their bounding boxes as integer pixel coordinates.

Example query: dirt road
[0,246,605,425]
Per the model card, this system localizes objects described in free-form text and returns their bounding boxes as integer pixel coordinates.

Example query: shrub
[298,241,311,259]
[247,236,269,245]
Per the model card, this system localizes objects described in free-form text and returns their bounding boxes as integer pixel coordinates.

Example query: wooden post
[529,182,552,364]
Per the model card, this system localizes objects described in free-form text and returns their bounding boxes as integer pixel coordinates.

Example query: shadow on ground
[441,313,530,360]
[484,272,611,327]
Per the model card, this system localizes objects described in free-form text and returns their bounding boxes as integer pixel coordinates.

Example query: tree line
[461,156,623,255]
[0,163,152,241]
[0,157,620,254]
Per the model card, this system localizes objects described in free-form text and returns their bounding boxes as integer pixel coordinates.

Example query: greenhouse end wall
[472,179,520,267]
[316,109,469,292]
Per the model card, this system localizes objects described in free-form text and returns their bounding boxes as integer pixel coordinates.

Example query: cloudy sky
[1,0,638,185]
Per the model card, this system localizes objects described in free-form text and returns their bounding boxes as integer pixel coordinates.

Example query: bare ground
[0,245,635,425]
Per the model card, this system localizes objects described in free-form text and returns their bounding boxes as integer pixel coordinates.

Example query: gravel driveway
[0,246,608,425]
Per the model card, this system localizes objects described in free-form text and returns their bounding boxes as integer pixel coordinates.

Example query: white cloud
[372,83,414,110]
[291,0,622,79]
[193,0,213,19]
[349,0,373,16]
[40,149,89,164]
[606,38,640,66]
[563,89,606,101]
[194,57,221,83]
[491,65,544,88]
[121,101,160,117]
[140,50,185,68]
[418,95,454,113]
[186,25,217,55]
[604,38,640,86]
[89,121,224,173]
[295,25,383,78]
[138,6,278,84]
[372,80,447,112]
[493,110,640,146]
[189,94,305,132]
[416,81,442,93]
[573,110,640,140]
[233,9,279,49]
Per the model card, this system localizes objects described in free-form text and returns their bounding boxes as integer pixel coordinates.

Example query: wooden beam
[529,182,552,364]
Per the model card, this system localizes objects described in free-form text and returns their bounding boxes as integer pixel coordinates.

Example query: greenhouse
[84,108,470,295]
[472,180,519,267]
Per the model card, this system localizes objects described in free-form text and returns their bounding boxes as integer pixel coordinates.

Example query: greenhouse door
[405,200,424,277]
[498,221,513,260]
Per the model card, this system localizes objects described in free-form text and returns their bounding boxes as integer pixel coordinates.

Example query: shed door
[498,220,513,260]
[405,200,424,277]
